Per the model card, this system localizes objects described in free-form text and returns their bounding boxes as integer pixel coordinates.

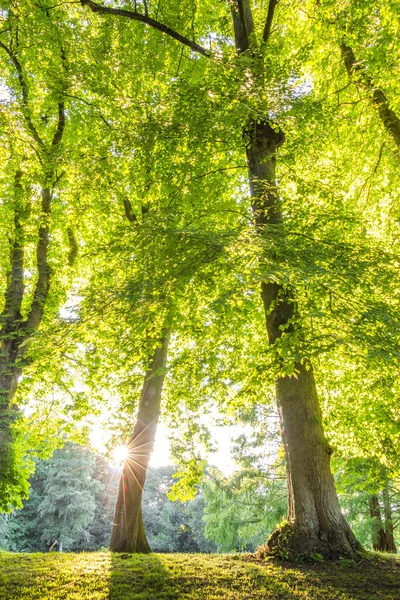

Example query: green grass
[0,552,399,600]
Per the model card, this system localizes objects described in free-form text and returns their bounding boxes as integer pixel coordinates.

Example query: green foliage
[142,466,215,553]
[5,443,104,552]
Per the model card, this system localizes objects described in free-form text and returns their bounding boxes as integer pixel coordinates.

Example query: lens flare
[112,445,129,463]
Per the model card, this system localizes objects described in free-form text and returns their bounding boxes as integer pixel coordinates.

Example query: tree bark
[0,182,53,494]
[110,331,170,552]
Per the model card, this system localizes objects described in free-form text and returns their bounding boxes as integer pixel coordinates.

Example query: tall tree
[80,0,362,557]
[0,13,71,509]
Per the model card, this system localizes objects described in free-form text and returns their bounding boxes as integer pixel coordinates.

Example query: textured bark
[245,119,361,558]
[110,331,170,552]
[341,43,400,149]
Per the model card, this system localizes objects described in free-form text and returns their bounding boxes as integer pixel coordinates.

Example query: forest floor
[0,551,399,600]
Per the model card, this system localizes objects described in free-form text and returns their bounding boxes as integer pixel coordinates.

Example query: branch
[341,43,400,148]
[67,227,78,266]
[263,0,277,44]
[0,170,25,327]
[80,0,210,57]
[24,187,52,333]
[123,198,138,223]
[231,0,253,53]
[51,102,66,146]
[0,40,44,148]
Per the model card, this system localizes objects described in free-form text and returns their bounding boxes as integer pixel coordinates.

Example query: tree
[6,443,102,552]
[79,0,362,558]
[335,458,399,553]
[2,0,400,561]
[0,8,80,510]
[141,465,216,553]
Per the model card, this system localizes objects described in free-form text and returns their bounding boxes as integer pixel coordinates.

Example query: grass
[0,551,399,600]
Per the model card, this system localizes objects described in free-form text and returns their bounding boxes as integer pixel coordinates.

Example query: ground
[0,552,399,600]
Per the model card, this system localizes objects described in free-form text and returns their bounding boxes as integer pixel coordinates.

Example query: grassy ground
[0,552,399,600]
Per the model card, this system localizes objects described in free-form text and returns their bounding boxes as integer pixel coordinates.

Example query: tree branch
[24,187,52,333]
[123,198,138,223]
[0,40,44,148]
[0,170,25,328]
[263,0,278,44]
[67,228,78,266]
[52,102,66,146]
[80,0,210,57]
[341,43,400,148]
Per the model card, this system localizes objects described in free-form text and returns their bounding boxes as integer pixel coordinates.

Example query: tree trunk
[110,331,170,552]
[369,494,386,551]
[245,118,361,559]
[369,487,397,553]
[382,481,397,553]
[0,183,52,501]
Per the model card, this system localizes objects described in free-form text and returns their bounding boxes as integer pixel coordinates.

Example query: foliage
[4,443,105,552]
[335,457,400,551]
[143,465,216,553]
[0,0,400,560]
[1,448,215,553]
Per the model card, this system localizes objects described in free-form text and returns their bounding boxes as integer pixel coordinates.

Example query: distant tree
[83,454,120,551]
[0,514,9,550]
[202,465,286,553]
[142,465,216,553]
[335,458,399,553]
[7,444,102,552]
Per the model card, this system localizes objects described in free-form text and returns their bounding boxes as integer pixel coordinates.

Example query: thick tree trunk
[110,331,170,552]
[245,119,360,558]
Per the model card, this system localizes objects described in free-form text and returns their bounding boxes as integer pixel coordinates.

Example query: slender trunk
[341,43,400,149]
[382,481,397,553]
[110,331,170,552]
[246,118,360,558]
[369,494,386,551]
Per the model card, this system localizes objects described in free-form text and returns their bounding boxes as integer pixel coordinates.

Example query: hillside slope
[0,552,399,599]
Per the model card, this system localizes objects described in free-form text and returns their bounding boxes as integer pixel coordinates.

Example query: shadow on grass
[109,554,179,600]
[0,552,399,599]
[245,556,400,600]
[108,553,400,600]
